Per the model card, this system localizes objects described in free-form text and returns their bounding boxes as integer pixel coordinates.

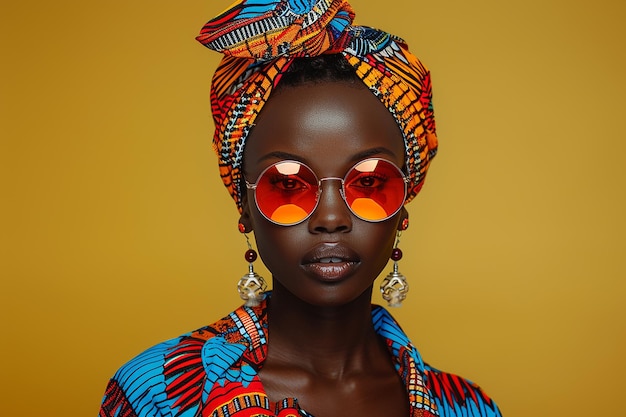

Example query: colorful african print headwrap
[197,0,438,212]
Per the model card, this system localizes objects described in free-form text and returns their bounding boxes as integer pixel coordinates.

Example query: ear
[397,207,409,231]
[238,192,254,233]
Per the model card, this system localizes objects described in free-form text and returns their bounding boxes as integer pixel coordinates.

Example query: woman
[99,1,502,416]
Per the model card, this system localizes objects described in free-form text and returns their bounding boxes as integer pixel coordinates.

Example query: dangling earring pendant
[237,233,267,307]
[381,232,409,307]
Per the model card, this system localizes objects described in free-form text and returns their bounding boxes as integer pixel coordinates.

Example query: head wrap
[197,0,438,213]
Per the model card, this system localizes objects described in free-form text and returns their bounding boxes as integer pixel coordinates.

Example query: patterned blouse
[99,299,501,416]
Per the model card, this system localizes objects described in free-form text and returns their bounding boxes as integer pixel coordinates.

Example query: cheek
[371,226,397,260]
[250,213,305,264]
[364,218,402,263]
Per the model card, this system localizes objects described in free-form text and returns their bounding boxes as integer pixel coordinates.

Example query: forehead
[243,81,405,173]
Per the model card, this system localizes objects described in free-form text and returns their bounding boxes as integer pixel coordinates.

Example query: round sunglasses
[245,158,408,226]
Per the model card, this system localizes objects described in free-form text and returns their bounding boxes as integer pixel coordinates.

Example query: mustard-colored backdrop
[2,0,625,415]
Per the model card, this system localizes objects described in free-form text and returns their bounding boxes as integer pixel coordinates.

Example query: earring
[237,224,267,307]
[380,231,409,307]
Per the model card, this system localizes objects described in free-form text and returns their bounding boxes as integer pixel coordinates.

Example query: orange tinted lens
[343,159,406,221]
[254,161,318,225]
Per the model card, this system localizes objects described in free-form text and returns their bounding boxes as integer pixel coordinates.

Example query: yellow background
[2,0,625,415]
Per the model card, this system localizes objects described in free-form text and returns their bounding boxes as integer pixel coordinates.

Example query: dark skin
[239,80,410,417]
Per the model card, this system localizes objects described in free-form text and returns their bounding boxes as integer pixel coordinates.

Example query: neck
[265,281,383,378]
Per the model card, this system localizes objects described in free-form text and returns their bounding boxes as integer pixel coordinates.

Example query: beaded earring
[237,223,267,307]
[380,219,409,307]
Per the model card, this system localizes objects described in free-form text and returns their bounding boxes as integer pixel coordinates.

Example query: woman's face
[241,81,407,308]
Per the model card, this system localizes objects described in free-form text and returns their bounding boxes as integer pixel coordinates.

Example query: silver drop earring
[380,230,409,307]
[237,225,267,307]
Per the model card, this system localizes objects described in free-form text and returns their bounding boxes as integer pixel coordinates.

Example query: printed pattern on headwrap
[197,0,438,212]
[99,297,502,416]
[197,0,354,60]
[342,26,437,199]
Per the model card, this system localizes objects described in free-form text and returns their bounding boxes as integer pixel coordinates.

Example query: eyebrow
[348,147,400,163]
[256,151,305,164]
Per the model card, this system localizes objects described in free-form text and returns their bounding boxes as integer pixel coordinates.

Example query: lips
[301,243,359,282]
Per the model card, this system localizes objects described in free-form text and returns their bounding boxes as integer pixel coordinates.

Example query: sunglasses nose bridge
[308,176,353,232]
[315,177,349,215]
[317,177,346,202]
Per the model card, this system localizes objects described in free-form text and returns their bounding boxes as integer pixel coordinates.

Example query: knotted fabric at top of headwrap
[197,0,438,213]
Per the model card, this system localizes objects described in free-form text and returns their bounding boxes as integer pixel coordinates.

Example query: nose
[307,178,353,234]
